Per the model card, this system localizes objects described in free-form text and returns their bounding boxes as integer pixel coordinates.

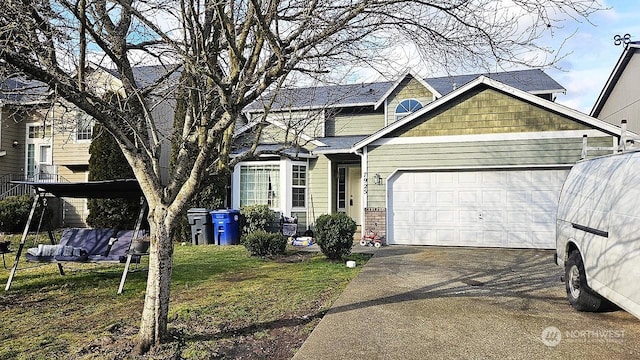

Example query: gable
[596,52,640,133]
[386,77,434,124]
[393,88,590,138]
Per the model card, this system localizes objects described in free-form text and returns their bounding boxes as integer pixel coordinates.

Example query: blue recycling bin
[210,209,241,245]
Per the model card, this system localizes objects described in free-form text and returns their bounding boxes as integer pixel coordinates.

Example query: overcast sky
[548,0,640,114]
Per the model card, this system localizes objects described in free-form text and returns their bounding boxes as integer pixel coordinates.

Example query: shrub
[314,213,357,260]
[240,205,277,235]
[241,230,287,256]
[87,124,140,229]
[0,195,32,233]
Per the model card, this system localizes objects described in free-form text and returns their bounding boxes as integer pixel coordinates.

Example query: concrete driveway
[293,246,640,359]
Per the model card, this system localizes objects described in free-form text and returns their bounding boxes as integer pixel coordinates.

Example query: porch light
[12,140,18,147]
[374,173,382,185]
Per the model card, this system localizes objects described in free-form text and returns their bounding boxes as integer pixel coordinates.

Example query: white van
[556,149,640,318]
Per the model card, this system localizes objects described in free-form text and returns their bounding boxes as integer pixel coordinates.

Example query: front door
[337,166,362,225]
[25,123,53,181]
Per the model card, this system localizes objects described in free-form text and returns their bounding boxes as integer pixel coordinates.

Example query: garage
[387,168,570,248]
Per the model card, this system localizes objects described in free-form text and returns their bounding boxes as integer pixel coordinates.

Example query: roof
[93,64,182,89]
[231,144,315,159]
[245,69,565,113]
[426,69,565,96]
[11,179,142,198]
[591,41,640,117]
[244,82,393,113]
[352,76,622,151]
[0,77,50,104]
[313,135,368,154]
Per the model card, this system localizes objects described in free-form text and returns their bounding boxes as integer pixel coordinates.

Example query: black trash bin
[210,209,241,245]
[187,208,213,245]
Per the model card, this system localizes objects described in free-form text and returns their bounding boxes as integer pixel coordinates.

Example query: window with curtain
[240,164,280,207]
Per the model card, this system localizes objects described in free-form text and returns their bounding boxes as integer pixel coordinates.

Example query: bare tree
[0,0,602,352]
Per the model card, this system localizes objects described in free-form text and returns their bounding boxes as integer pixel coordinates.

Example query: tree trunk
[136,205,174,354]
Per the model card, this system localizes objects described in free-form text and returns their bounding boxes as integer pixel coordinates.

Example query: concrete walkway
[293,246,640,360]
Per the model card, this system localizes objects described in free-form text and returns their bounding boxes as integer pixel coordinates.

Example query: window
[76,116,94,141]
[292,165,306,208]
[28,124,52,139]
[337,167,346,210]
[240,164,280,207]
[394,99,423,121]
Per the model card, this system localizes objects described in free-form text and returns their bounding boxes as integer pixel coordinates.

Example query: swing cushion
[25,228,144,263]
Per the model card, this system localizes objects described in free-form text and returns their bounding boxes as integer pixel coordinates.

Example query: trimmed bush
[0,195,32,233]
[240,205,277,235]
[241,230,287,256]
[314,213,357,260]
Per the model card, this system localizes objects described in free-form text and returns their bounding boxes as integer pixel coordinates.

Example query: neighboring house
[591,41,640,133]
[236,69,622,249]
[0,65,176,227]
[0,78,51,194]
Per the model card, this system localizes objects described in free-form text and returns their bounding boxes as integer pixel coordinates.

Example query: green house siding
[326,112,385,136]
[387,77,434,124]
[308,155,329,226]
[365,136,614,207]
[399,88,590,137]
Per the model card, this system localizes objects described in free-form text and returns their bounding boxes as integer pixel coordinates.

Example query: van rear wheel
[565,251,604,312]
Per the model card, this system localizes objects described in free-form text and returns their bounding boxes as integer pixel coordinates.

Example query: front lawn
[0,240,369,359]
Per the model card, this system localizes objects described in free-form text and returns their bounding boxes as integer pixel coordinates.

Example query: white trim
[353,76,626,151]
[280,159,289,216]
[361,147,368,209]
[385,163,574,184]
[529,89,566,95]
[289,160,309,213]
[242,101,379,116]
[232,159,308,217]
[592,43,640,117]
[327,158,333,215]
[371,129,611,146]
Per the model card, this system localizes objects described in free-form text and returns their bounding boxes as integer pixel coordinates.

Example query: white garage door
[388,169,570,248]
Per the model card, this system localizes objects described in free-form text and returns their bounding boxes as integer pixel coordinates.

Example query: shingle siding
[398,88,589,137]
[386,77,434,124]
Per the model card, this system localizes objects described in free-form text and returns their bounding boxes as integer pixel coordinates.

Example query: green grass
[0,237,369,359]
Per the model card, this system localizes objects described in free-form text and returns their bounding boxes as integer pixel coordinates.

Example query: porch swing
[4,179,149,294]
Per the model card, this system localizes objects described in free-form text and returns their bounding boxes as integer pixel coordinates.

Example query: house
[591,41,640,133]
[236,69,622,249]
[0,78,51,194]
[0,65,175,227]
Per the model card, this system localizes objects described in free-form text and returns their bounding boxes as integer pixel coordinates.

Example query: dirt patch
[78,311,326,359]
